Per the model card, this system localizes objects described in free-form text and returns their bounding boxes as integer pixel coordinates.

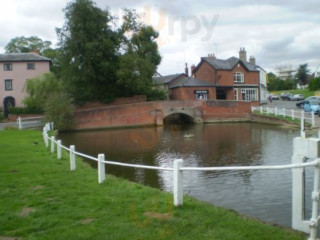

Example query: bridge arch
[163,112,195,124]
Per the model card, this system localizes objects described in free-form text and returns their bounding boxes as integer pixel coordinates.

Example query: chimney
[239,47,247,62]
[207,53,216,60]
[30,50,40,55]
[249,56,256,65]
[185,63,189,76]
[191,64,196,77]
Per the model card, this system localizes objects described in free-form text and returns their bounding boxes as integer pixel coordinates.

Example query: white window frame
[234,72,244,83]
[241,88,258,101]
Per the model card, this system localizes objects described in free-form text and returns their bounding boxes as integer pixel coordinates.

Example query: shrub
[8,106,43,115]
[44,92,74,130]
[147,89,167,101]
[309,77,320,91]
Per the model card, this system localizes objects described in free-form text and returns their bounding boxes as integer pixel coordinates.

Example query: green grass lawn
[0,129,306,240]
[271,89,315,98]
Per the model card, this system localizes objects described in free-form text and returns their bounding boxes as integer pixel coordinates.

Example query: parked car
[297,96,320,108]
[290,94,304,101]
[280,93,293,101]
[303,100,320,114]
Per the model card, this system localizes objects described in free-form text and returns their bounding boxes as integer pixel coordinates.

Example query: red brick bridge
[73,100,252,130]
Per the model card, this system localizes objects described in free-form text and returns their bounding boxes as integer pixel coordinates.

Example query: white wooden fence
[251,106,315,127]
[42,123,320,239]
[17,116,44,129]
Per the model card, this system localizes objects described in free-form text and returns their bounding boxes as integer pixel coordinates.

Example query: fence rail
[251,106,315,127]
[17,116,44,129]
[42,122,320,240]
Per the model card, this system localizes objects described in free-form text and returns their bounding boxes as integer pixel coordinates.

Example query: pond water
[59,123,314,228]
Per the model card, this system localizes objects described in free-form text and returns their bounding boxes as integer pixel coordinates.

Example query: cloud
[0,0,319,74]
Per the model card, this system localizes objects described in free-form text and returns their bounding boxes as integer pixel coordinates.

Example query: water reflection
[59,123,304,227]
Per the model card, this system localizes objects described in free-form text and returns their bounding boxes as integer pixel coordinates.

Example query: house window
[195,90,208,100]
[27,63,35,70]
[4,63,12,71]
[5,79,13,91]
[241,88,258,101]
[234,72,244,83]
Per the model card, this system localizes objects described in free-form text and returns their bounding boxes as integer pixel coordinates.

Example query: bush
[309,77,320,91]
[44,92,74,130]
[147,89,167,101]
[8,106,44,115]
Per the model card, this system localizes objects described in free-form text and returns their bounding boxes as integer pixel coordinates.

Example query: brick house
[0,53,51,116]
[154,48,265,105]
[192,48,261,105]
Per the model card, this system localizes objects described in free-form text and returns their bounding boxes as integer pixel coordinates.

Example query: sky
[0,0,319,76]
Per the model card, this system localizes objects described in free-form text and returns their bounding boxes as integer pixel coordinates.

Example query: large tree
[5,36,52,54]
[295,63,310,86]
[116,10,161,96]
[56,0,120,103]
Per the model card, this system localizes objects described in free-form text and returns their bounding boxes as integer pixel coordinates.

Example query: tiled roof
[169,77,215,89]
[0,53,51,62]
[153,73,185,85]
[200,56,259,72]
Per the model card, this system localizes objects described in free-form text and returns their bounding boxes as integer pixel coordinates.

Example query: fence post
[70,145,76,171]
[17,117,22,129]
[44,132,49,148]
[292,137,320,235]
[57,140,62,159]
[98,154,106,183]
[275,107,278,116]
[301,116,305,138]
[291,109,295,120]
[283,108,286,117]
[309,160,320,240]
[266,107,269,115]
[260,106,263,114]
[311,111,315,128]
[173,159,184,206]
[50,136,55,153]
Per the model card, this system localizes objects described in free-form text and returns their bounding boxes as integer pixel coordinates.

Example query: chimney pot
[191,64,196,77]
[249,56,256,65]
[239,47,247,62]
[185,63,189,76]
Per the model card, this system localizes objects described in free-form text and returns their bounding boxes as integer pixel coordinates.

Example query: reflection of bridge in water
[74,100,252,130]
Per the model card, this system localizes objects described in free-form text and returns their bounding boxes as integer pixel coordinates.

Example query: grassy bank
[0,129,306,240]
[271,89,315,98]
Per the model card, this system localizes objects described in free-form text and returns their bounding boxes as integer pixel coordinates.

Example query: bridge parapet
[73,100,251,130]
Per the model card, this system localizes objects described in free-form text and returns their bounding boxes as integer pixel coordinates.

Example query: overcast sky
[1,0,319,75]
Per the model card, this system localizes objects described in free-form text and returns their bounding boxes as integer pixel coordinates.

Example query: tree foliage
[295,63,310,86]
[23,72,74,130]
[116,10,161,96]
[56,0,120,103]
[56,1,161,103]
[5,36,52,54]
[267,72,296,91]
[309,77,320,91]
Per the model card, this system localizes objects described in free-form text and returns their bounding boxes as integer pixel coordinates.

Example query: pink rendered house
[0,53,51,116]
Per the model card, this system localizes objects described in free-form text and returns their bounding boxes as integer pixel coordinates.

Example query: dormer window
[234,72,244,83]
[3,63,12,71]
